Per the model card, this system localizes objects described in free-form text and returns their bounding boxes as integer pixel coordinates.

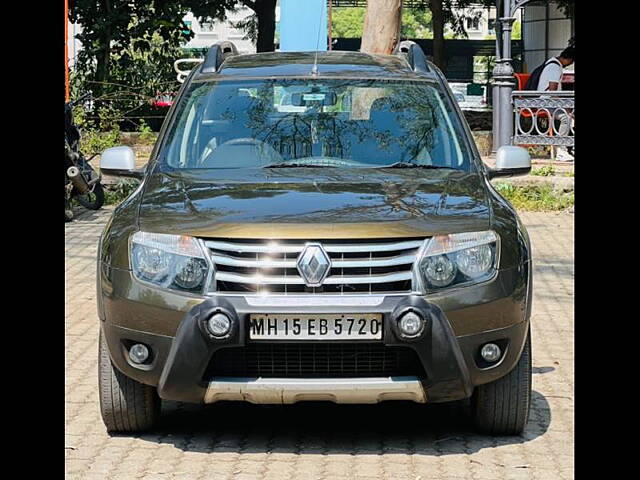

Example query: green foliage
[137,120,158,145]
[69,1,239,130]
[331,7,366,38]
[402,9,433,38]
[70,31,185,132]
[512,19,521,40]
[531,165,556,177]
[80,130,122,158]
[73,102,122,156]
[105,180,141,205]
[494,183,574,211]
[230,13,258,42]
[331,7,433,39]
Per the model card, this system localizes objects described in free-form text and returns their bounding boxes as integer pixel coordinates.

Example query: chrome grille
[204,238,424,295]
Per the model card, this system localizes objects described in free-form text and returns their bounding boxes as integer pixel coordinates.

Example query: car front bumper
[99,262,531,405]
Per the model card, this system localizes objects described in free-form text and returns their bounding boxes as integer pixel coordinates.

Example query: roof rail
[201,41,238,74]
[394,40,430,74]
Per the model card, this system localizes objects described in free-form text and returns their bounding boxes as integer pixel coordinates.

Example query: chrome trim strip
[203,376,427,404]
[323,241,423,253]
[210,252,417,269]
[210,254,297,268]
[205,239,424,254]
[215,271,412,285]
[244,295,387,307]
[324,272,412,284]
[206,241,305,254]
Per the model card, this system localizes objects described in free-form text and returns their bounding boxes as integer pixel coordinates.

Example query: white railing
[512,90,574,147]
[173,58,204,83]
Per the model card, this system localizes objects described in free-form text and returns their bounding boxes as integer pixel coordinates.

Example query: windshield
[160,78,473,170]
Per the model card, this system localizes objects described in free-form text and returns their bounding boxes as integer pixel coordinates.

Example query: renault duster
[96,41,533,435]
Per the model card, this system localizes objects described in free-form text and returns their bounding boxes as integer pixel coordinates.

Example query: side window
[165,84,211,167]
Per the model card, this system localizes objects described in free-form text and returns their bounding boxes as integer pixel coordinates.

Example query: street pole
[491,0,502,154]
[65,0,69,102]
[491,0,516,152]
[328,0,333,50]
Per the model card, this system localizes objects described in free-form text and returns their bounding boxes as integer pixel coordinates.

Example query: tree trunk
[431,0,445,69]
[361,0,403,54]
[94,0,113,98]
[253,0,277,52]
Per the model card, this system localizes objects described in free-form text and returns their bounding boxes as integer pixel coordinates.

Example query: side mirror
[99,146,145,179]
[488,146,531,179]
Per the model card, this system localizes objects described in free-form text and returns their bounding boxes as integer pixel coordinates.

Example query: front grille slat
[205,343,426,379]
[205,239,424,254]
[206,237,426,295]
[210,252,417,269]
[215,270,413,285]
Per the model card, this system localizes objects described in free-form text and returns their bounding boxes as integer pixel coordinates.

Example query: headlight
[414,230,499,292]
[130,232,210,293]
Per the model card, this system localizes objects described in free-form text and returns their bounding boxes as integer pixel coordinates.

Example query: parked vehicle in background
[65,94,105,221]
[96,41,533,436]
[449,82,488,111]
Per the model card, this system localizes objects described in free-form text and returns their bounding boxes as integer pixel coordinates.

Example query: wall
[522,1,573,72]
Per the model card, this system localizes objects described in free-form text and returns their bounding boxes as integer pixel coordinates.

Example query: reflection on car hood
[138,167,491,239]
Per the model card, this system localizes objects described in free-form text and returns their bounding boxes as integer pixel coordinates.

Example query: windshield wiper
[263,162,336,168]
[378,162,459,170]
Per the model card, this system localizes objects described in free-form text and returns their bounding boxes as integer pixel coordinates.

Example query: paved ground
[65,207,574,480]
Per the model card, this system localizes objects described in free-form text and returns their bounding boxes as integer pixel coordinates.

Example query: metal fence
[512,90,574,147]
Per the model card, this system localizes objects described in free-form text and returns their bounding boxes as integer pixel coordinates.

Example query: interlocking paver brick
[65,207,574,479]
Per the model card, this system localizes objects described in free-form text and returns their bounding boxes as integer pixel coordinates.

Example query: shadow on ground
[121,390,551,456]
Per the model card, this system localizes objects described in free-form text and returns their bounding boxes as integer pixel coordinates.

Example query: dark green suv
[97,41,533,435]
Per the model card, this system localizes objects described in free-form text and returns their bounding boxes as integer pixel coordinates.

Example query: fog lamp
[480,343,502,362]
[129,343,150,364]
[207,313,232,337]
[399,311,424,337]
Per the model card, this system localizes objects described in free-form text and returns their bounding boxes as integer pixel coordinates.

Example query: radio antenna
[311,0,326,76]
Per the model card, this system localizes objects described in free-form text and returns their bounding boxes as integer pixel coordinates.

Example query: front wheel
[471,329,532,435]
[98,331,160,432]
[75,182,105,210]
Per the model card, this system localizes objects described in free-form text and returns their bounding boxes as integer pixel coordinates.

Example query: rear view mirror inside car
[291,92,337,106]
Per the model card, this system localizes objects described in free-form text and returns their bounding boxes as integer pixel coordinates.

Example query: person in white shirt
[537,46,575,160]
[537,46,574,91]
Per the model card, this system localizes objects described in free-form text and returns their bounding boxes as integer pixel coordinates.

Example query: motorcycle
[65,94,105,222]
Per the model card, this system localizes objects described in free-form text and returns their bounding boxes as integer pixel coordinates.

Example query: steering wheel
[220,137,265,148]
[199,137,283,167]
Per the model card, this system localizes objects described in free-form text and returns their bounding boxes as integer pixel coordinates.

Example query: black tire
[65,199,73,222]
[471,329,532,435]
[76,182,105,210]
[98,331,160,432]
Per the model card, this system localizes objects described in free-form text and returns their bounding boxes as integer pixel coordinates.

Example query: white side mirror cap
[100,146,136,172]
[496,146,531,170]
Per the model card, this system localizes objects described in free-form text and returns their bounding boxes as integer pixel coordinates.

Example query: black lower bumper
[102,294,530,405]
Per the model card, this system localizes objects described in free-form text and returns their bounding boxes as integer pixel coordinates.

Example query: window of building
[200,21,215,32]
[466,17,480,31]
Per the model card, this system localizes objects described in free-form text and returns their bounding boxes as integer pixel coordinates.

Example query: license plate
[249,314,383,340]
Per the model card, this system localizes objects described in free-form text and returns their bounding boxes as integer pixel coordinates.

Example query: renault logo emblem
[297,243,331,287]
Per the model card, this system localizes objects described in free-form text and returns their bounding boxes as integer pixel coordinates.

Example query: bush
[104,180,141,205]
[137,119,157,145]
[494,183,574,211]
[531,165,556,177]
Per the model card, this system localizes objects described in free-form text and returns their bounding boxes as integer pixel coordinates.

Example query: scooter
[65,94,104,222]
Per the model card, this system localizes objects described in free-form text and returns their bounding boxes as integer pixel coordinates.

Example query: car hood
[137,167,491,238]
